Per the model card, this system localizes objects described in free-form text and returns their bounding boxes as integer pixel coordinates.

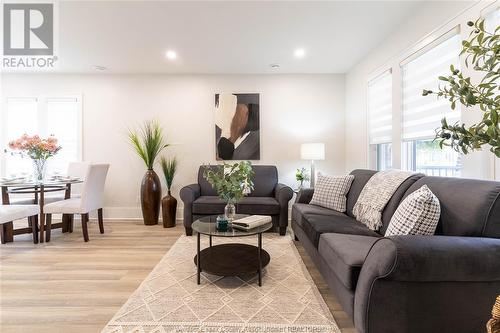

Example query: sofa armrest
[180,184,201,232]
[275,183,293,204]
[180,183,201,204]
[354,236,500,333]
[295,188,314,204]
[361,236,500,282]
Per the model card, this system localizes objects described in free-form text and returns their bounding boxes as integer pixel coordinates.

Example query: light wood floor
[0,220,355,333]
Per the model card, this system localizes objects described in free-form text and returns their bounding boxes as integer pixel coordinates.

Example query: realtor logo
[2,2,57,69]
[3,3,53,55]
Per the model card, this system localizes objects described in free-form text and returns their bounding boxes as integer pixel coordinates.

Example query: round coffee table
[192,214,272,286]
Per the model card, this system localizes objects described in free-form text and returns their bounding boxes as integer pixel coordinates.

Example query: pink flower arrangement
[8,134,61,160]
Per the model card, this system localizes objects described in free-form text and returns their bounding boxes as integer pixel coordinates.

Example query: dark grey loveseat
[292,169,500,333]
[181,165,293,236]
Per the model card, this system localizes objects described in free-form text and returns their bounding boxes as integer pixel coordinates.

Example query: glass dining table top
[0,176,83,187]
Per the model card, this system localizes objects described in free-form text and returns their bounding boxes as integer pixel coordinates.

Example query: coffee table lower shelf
[194,243,270,283]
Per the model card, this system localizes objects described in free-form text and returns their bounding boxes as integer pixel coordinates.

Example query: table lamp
[300,143,325,188]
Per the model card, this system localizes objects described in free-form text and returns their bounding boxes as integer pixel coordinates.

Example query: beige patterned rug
[102,234,340,333]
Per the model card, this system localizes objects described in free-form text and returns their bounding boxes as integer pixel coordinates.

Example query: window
[368,70,392,170]
[401,33,462,177]
[484,7,499,32]
[1,96,82,177]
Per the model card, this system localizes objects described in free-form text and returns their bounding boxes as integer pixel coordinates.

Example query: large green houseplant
[128,120,169,225]
[203,161,254,220]
[423,18,499,157]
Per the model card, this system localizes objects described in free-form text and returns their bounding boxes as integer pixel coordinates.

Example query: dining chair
[44,164,110,242]
[0,205,40,244]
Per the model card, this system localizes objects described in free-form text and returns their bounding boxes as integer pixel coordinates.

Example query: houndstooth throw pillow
[385,185,441,236]
[310,173,354,213]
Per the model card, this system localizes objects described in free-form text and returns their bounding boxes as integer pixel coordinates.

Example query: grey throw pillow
[385,185,441,236]
[310,173,354,213]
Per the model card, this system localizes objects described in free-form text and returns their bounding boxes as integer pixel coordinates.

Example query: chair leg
[185,226,193,236]
[29,216,39,244]
[81,213,89,242]
[69,214,74,233]
[61,214,69,233]
[0,224,5,244]
[98,208,104,234]
[45,214,52,242]
[1,222,14,244]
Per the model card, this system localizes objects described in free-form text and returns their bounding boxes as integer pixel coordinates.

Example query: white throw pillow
[310,173,354,213]
[385,185,441,236]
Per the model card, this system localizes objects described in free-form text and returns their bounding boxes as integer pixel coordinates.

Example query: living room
[1,1,499,333]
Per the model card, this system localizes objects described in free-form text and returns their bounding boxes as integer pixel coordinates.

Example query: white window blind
[485,8,499,31]
[402,33,462,141]
[368,70,392,144]
[2,96,82,177]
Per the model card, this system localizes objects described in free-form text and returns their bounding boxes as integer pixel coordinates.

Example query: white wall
[1,74,345,219]
[344,0,498,179]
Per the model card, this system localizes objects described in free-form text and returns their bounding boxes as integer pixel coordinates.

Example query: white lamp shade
[301,143,325,160]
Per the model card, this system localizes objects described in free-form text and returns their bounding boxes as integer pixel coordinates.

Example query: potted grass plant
[160,156,178,228]
[128,120,168,225]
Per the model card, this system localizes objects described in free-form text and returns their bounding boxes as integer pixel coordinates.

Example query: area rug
[102,234,340,333]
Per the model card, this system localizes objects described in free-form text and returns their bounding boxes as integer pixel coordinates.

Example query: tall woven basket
[487,296,500,333]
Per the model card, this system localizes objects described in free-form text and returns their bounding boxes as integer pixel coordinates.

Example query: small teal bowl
[216,215,229,232]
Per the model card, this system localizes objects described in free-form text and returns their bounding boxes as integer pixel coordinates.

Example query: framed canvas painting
[215,93,260,160]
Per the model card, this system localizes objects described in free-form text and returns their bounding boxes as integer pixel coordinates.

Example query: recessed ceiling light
[270,63,280,69]
[165,50,177,60]
[294,48,306,58]
[92,65,107,71]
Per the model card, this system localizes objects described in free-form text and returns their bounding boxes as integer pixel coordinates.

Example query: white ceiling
[12,1,433,74]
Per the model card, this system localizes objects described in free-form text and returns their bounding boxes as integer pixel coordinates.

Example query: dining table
[1,177,83,243]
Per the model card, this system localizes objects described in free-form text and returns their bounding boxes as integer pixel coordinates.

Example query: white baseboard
[80,205,293,222]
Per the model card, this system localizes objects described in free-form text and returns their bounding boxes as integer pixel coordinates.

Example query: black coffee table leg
[197,232,201,284]
[209,235,212,247]
[258,232,262,286]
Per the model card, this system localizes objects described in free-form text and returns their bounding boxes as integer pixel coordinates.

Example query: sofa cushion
[310,173,354,212]
[318,233,379,290]
[236,197,280,215]
[402,176,500,237]
[385,185,441,236]
[379,173,425,235]
[300,213,380,247]
[346,169,377,218]
[292,203,340,227]
[193,196,226,214]
[345,169,425,233]
[193,196,280,215]
[197,165,278,197]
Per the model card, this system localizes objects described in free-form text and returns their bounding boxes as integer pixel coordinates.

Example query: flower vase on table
[7,134,62,182]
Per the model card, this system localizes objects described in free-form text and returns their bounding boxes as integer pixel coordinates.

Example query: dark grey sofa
[181,165,293,236]
[292,169,500,333]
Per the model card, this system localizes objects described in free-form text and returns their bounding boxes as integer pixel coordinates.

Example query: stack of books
[231,215,272,231]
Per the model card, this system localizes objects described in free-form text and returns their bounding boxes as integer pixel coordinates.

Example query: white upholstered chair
[44,164,109,242]
[0,205,40,244]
